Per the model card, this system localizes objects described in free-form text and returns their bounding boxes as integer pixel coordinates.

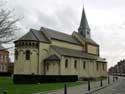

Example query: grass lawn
[0,77,83,94]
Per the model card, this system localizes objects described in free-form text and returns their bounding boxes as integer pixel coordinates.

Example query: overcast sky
[6,0,125,69]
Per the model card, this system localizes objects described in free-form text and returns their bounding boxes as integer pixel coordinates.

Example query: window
[29,42,31,46]
[15,50,18,60]
[87,31,90,35]
[103,63,105,70]
[83,61,86,69]
[25,50,30,60]
[0,55,4,62]
[46,63,49,71]
[65,59,68,68]
[96,63,99,71]
[74,60,77,69]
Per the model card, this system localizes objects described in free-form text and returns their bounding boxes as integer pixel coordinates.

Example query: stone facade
[14,7,107,78]
[0,46,10,73]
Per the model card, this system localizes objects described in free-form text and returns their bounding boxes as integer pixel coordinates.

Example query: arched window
[29,42,31,46]
[65,59,68,68]
[15,50,18,60]
[25,50,30,60]
[25,42,28,46]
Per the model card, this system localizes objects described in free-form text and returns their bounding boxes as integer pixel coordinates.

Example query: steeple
[78,6,91,39]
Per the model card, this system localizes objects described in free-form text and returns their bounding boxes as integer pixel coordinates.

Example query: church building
[14,7,107,79]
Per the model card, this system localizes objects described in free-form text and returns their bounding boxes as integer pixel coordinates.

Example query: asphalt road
[93,77,125,94]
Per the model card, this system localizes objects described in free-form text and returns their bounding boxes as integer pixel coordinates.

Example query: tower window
[65,59,68,68]
[87,31,90,35]
[74,60,77,69]
[25,50,30,60]
[15,50,18,60]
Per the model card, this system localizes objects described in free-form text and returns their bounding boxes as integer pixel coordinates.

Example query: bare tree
[0,0,20,44]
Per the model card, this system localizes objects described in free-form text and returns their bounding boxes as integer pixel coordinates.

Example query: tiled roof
[97,58,107,63]
[41,27,81,45]
[51,45,98,60]
[17,27,81,45]
[17,29,50,43]
[44,54,61,61]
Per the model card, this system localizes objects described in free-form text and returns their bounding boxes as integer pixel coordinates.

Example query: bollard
[64,83,67,94]
[116,76,118,80]
[116,77,118,81]
[88,79,91,91]
[113,76,115,82]
[108,76,110,84]
[100,79,103,87]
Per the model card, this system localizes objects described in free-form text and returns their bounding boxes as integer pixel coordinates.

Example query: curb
[84,82,115,94]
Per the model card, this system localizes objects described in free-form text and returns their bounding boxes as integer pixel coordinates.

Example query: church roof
[79,7,90,30]
[78,6,90,37]
[97,58,107,63]
[17,29,50,43]
[51,46,98,60]
[41,27,81,45]
[44,54,61,61]
[16,27,81,45]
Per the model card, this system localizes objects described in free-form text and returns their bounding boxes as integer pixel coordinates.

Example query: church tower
[78,7,91,39]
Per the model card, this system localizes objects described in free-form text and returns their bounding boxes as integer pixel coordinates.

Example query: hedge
[13,75,78,84]
[0,72,12,77]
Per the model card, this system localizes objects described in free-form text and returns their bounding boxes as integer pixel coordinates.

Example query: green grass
[0,77,82,94]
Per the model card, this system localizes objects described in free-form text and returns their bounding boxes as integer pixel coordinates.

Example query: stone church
[14,7,107,78]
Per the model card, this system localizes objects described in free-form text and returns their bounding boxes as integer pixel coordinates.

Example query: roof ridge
[41,27,71,36]
[30,29,39,41]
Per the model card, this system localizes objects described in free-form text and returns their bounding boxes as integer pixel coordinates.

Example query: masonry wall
[0,50,9,72]
[45,61,60,75]
[87,44,98,55]
[14,47,38,74]
[38,43,50,75]
[51,39,83,51]
[59,56,106,78]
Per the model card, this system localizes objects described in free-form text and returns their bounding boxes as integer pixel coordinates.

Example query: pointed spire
[78,6,91,38]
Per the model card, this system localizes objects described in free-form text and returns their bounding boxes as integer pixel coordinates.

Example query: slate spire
[78,6,91,39]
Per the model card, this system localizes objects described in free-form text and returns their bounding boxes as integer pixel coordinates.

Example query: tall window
[103,63,105,70]
[46,63,49,71]
[26,50,30,60]
[65,59,68,68]
[83,61,86,69]
[74,60,77,69]
[15,50,18,60]
[96,63,99,71]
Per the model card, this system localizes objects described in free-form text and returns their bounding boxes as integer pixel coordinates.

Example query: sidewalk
[34,77,118,94]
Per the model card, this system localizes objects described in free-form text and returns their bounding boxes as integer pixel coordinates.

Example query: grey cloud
[6,0,125,68]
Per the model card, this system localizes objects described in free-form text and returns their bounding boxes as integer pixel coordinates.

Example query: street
[93,77,125,94]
